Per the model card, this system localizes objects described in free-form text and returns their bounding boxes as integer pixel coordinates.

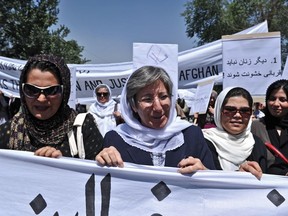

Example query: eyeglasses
[96,92,109,97]
[138,94,171,106]
[22,83,63,99]
[222,106,252,118]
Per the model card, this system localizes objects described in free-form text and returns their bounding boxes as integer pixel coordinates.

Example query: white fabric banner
[1,150,288,215]
[0,21,268,104]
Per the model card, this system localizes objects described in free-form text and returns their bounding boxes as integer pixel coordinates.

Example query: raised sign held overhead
[222,32,282,96]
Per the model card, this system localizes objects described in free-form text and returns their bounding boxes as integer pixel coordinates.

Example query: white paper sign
[190,80,215,114]
[133,43,178,88]
[222,32,282,95]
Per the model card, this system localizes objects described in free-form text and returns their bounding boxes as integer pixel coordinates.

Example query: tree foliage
[182,0,288,64]
[0,0,88,63]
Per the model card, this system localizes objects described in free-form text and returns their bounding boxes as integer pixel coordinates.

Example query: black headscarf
[9,54,77,150]
[264,79,288,129]
[263,79,288,154]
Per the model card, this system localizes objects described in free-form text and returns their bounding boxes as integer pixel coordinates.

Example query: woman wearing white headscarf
[96,66,215,173]
[88,84,123,136]
[202,87,267,179]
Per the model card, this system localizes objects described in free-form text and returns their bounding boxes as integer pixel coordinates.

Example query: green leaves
[181,0,288,67]
[0,0,88,63]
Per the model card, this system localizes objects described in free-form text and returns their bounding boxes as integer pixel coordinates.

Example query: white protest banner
[133,43,178,88]
[1,149,288,215]
[69,67,77,108]
[189,80,215,115]
[222,32,282,95]
[72,62,133,104]
[0,56,23,97]
[0,21,268,104]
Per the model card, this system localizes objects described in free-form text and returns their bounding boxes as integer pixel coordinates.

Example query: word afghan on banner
[1,150,288,215]
[222,32,282,95]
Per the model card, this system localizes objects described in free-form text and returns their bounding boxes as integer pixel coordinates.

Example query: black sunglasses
[222,106,252,118]
[96,92,109,97]
[22,83,63,99]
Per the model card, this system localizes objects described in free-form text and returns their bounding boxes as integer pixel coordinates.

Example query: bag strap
[114,102,118,112]
[265,142,288,164]
[68,113,88,159]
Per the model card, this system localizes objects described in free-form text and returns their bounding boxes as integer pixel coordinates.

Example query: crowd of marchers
[0,54,288,179]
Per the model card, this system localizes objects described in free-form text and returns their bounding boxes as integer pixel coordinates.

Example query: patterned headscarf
[9,54,77,150]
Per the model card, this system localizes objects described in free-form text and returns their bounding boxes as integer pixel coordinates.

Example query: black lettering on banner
[76,81,82,91]
[0,79,8,89]
[179,69,191,81]
[29,193,47,215]
[191,68,198,79]
[109,78,127,89]
[151,181,171,201]
[179,65,219,80]
[150,181,171,216]
[85,80,103,90]
[198,67,205,78]
[10,79,19,90]
[0,62,23,71]
[77,70,90,74]
[121,77,127,86]
[267,189,285,207]
[86,174,95,216]
[27,173,172,215]
[101,174,111,216]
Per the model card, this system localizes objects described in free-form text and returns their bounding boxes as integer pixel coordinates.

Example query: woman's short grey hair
[126,66,173,108]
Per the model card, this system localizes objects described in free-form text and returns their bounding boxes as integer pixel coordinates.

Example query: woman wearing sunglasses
[88,84,123,137]
[0,54,103,159]
[251,79,288,175]
[202,87,267,179]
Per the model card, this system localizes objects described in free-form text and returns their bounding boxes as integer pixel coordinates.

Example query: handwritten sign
[189,80,215,115]
[133,43,178,88]
[222,32,282,95]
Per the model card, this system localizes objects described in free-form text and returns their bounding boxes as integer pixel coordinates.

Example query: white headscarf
[114,70,192,157]
[88,84,117,136]
[89,84,116,117]
[202,87,255,171]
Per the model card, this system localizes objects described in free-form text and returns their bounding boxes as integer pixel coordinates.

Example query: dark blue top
[104,125,216,169]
